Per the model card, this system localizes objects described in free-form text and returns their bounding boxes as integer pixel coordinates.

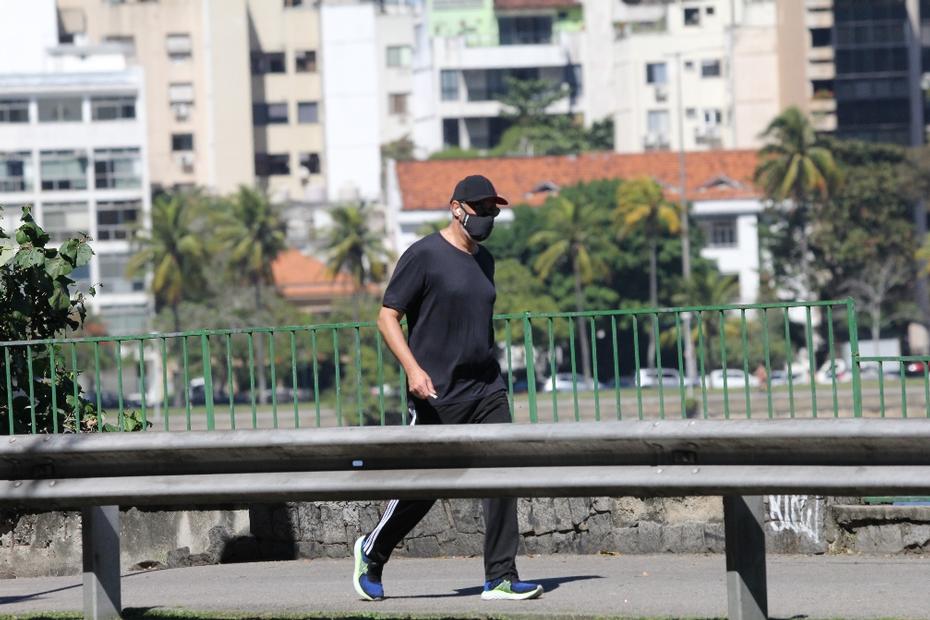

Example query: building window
[91,97,136,121]
[645,62,667,85]
[684,7,701,26]
[168,82,194,120]
[685,107,697,119]
[0,152,32,192]
[166,33,192,61]
[706,218,738,248]
[171,133,194,152]
[253,102,289,125]
[98,252,145,293]
[295,50,317,72]
[254,153,290,177]
[283,0,303,6]
[388,93,409,116]
[94,148,142,189]
[40,150,87,191]
[297,102,319,124]
[299,153,320,175]
[646,110,670,149]
[701,59,722,78]
[42,202,90,242]
[386,45,412,68]
[96,200,140,241]
[251,52,286,74]
[0,99,29,123]
[0,205,23,234]
[442,118,460,147]
[37,98,82,123]
[498,15,553,45]
[441,70,459,101]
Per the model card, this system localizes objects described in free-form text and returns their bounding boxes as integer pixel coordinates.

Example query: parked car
[815,359,851,384]
[707,369,759,390]
[905,361,928,376]
[541,373,605,392]
[637,368,681,388]
[769,369,809,386]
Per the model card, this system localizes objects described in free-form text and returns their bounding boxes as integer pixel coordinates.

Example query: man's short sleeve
[382,246,425,313]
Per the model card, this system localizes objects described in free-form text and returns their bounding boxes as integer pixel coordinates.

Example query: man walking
[352,175,543,602]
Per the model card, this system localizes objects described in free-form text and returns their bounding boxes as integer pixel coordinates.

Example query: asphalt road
[1,554,928,618]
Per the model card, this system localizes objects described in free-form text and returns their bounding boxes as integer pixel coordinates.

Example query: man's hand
[407,366,437,400]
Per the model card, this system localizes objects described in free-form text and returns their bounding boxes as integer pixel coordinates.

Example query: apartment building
[0,0,151,335]
[413,0,585,154]
[595,0,780,154]
[55,0,254,195]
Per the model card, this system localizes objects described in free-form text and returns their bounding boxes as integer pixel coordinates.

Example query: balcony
[808,61,835,80]
[811,111,837,132]
[434,31,581,70]
[809,96,836,114]
[806,9,834,29]
[808,46,834,63]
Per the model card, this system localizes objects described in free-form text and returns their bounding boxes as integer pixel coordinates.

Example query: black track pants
[361,390,520,582]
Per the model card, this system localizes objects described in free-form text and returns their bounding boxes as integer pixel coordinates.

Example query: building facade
[0,0,152,335]
[413,0,585,154]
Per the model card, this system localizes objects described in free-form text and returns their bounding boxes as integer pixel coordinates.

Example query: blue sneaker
[352,536,384,601]
[480,577,543,600]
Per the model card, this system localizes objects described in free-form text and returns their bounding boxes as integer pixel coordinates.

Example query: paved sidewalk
[0,554,928,618]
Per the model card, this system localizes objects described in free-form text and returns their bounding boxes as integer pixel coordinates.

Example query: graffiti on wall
[767,495,822,542]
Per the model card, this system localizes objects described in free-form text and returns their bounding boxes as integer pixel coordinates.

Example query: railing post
[523,312,538,423]
[82,505,121,619]
[847,297,863,418]
[724,495,768,620]
[201,334,215,431]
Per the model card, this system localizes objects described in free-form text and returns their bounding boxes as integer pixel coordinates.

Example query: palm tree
[127,191,208,334]
[754,106,840,296]
[614,177,681,369]
[323,202,394,319]
[214,186,287,403]
[127,191,209,405]
[529,196,607,380]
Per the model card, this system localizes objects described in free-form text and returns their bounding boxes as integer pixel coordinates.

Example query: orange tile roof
[271,249,359,301]
[396,149,761,211]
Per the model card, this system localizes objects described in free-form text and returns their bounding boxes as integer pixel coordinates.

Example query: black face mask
[458,212,495,242]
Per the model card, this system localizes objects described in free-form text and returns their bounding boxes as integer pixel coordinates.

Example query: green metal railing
[2,297,926,435]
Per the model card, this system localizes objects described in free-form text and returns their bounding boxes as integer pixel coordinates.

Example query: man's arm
[377,306,436,400]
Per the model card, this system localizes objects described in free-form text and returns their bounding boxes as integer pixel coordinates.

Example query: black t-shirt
[382,232,504,405]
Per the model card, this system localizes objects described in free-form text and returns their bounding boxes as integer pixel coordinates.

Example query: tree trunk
[171,303,183,408]
[573,253,592,380]
[871,307,881,345]
[647,237,658,369]
[254,281,268,405]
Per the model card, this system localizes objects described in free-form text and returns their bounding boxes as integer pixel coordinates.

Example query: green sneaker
[352,536,384,601]
[480,577,543,600]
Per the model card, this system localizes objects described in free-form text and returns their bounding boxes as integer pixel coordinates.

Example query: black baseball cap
[450,175,509,206]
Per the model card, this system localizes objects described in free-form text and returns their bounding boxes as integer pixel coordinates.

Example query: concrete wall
[6,496,930,579]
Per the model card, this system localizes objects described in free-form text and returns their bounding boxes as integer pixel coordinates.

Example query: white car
[637,368,682,388]
[541,373,605,392]
[707,368,759,389]
[769,369,809,386]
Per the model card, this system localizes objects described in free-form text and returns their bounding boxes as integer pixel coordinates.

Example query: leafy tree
[614,178,681,367]
[127,191,209,333]
[0,206,145,433]
[323,202,394,304]
[213,186,288,403]
[754,107,841,296]
[529,196,609,379]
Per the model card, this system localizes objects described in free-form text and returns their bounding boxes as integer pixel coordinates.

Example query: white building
[413,0,586,155]
[0,0,151,335]
[588,0,781,154]
[385,149,763,303]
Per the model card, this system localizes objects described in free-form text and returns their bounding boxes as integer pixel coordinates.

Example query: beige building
[55,0,326,201]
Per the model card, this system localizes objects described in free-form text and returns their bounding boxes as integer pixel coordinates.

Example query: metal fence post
[723,495,768,620]
[847,297,863,418]
[523,312,538,423]
[82,505,121,619]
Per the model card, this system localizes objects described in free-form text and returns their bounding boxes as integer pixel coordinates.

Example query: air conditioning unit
[174,152,195,172]
[695,125,721,144]
[173,103,191,121]
[654,85,668,102]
